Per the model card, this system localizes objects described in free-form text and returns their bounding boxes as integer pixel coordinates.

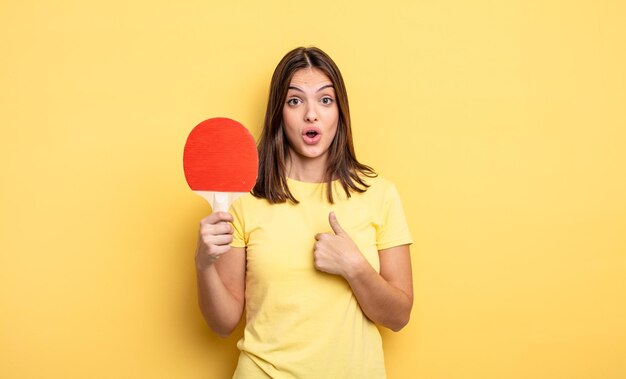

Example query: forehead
[289,68,333,87]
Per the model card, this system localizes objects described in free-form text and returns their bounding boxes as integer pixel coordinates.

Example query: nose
[304,104,318,122]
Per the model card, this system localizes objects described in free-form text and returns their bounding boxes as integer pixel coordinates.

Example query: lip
[302,127,322,145]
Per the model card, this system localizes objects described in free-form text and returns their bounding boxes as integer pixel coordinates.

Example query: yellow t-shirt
[229,176,412,379]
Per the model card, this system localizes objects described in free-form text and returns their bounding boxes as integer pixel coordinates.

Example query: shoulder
[364,174,394,188]
[229,192,273,230]
[361,175,398,197]
[357,175,409,214]
[231,192,269,213]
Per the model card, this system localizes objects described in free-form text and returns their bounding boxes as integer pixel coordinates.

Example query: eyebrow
[288,84,335,93]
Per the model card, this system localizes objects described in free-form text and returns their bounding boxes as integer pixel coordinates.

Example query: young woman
[195,46,413,378]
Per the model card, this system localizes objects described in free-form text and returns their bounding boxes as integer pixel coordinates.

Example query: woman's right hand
[195,211,234,271]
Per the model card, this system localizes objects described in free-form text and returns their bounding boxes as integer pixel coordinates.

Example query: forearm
[344,261,413,332]
[195,213,245,337]
[196,265,244,337]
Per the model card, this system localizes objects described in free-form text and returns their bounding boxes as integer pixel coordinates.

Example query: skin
[195,68,413,336]
[282,67,338,182]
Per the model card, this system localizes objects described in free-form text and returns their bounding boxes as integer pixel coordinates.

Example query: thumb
[328,212,346,236]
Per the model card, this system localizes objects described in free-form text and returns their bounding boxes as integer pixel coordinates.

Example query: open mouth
[302,128,322,144]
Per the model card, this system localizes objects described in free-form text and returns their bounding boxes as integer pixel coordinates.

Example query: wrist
[195,259,212,272]
[196,257,217,274]
[195,246,215,272]
[343,253,371,281]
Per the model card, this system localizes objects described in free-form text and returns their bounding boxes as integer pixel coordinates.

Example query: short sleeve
[376,183,413,251]
[229,199,246,248]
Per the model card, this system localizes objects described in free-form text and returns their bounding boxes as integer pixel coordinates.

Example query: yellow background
[1,1,625,378]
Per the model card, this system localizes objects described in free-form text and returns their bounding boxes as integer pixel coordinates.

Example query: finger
[217,222,235,234]
[201,211,234,225]
[314,240,322,251]
[314,233,334,242]
[328,211,345,236]
[202,234,233,246]
[313,250,324,270]
[208,245,231,256]
[201,222,234,235]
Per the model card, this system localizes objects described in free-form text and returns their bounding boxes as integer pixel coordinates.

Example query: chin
[292,146,327,161]
[305,146,330,158]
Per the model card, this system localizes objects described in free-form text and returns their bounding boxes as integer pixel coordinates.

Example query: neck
[286,152,328,183]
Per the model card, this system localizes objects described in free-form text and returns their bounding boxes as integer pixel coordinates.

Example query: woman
[195,46,413,378]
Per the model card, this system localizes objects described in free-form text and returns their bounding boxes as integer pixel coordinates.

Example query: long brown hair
[252,46,376,204]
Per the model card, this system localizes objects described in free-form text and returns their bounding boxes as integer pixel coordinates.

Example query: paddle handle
[194,191,246,213]
[213,192,229,212]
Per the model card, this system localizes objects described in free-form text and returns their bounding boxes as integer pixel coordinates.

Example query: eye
[321,96,334,105]
[286,98,302,106]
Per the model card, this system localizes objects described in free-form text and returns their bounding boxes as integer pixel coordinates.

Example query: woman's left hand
[313,212,367,278]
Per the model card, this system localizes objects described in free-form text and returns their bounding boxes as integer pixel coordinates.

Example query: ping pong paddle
[183,117,258,212]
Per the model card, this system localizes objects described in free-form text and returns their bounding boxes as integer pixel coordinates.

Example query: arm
[345,244,413,331]
[195,212,246,337]
[314,212,413,331]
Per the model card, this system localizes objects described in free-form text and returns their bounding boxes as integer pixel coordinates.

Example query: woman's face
[282,67,339,165]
